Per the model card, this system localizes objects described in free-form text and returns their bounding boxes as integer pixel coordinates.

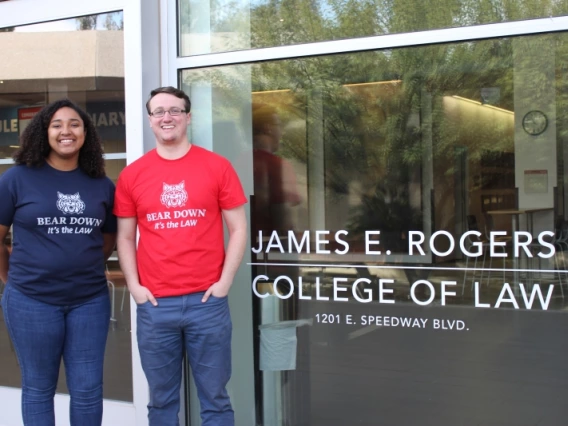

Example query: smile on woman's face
[47,107,86,165]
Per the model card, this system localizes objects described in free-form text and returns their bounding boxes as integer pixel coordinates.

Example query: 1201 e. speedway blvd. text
[315,313,467,330]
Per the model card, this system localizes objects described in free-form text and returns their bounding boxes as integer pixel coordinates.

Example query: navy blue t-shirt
[0,164,117,305]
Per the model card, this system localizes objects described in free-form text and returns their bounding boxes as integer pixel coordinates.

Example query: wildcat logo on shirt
[160,181,188,208]
[56,192,86,215]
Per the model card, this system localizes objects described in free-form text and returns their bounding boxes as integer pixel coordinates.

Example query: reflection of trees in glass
[179,0,567,54]
[77,15,98,30]
[183,28,568,242]
[557,36,568,144]
[76,12,123,31]
[248,0,568,49]
[103,13,124,30]
[347,179,422,251]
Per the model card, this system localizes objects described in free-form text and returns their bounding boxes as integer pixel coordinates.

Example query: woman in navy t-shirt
[0,99,116,426]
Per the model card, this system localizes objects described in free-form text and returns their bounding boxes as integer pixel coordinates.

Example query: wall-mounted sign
[0,108,18,147]
[0,101,125,147]
[524,169,548,193]
[86,101,125,141]
[18,107,42,136]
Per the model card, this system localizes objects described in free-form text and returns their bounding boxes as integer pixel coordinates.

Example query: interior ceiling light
[344,80,402,87]
[252,89,291,94]
[451,95,514,115]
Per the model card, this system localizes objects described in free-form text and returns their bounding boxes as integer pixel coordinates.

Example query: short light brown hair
[146,86,191,114]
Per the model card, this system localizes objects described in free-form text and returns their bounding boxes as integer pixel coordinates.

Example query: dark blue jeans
[1,284,110,426]
[137,292,234,426]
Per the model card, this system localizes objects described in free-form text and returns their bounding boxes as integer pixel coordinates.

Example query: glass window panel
[0,12,131,402]
[178,0,568,55]
[181,30,568,425]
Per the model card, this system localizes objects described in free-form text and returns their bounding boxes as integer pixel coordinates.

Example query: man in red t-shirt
[114,86,247,426]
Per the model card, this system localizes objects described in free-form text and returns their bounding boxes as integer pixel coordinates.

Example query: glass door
[178,28,568,426]
[0,1,150,425]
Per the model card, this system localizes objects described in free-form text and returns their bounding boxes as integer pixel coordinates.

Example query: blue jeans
[1,284,110,426]
[137,292,233,426]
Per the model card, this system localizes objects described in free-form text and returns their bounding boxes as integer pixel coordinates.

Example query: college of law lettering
[251,229,558,317]
[56,192,86,215]
[160,181,188,208]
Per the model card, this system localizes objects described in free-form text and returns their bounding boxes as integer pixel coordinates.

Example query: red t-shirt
[114,146,247,297]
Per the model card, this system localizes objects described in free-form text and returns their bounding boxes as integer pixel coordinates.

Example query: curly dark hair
[13,99,106,178]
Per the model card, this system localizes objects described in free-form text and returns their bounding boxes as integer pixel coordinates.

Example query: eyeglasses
[150,108,187,118]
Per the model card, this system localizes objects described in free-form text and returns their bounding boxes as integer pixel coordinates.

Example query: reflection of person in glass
[251,104,308,425]
[252,103,301,235]
[0,99,117,426]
